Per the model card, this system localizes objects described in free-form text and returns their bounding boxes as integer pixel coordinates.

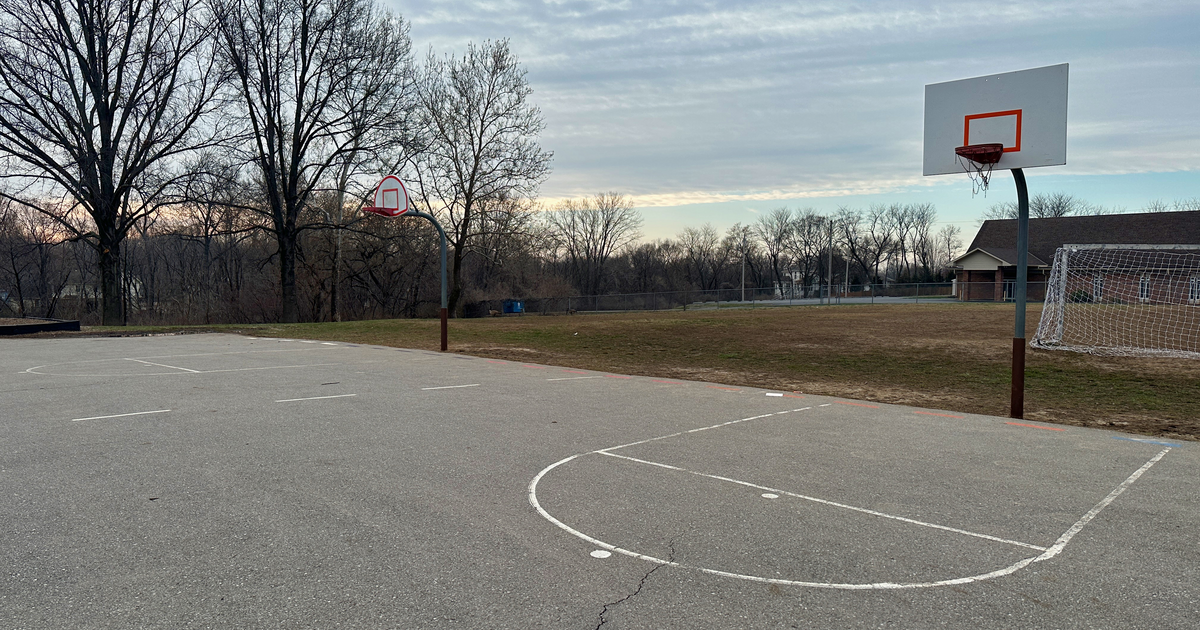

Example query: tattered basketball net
[955,143,1004,195]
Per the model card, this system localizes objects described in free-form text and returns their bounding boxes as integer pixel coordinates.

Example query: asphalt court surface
[2,333,1196,628]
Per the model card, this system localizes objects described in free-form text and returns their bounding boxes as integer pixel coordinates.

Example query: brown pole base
[1010,337,1025,419]
[440,308,448,352]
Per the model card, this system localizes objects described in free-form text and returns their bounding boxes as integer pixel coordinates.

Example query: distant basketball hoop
[955,142,1004,194]
[363,175,448,351]
[362,175,409,217]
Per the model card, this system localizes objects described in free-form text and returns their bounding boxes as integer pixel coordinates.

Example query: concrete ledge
[0,317,82,336]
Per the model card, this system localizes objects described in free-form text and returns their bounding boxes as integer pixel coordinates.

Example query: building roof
[957,247,1050,267]
[965,210,1200,264]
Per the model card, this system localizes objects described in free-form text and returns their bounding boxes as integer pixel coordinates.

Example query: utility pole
[845,255,850,303]
[741,254,746,302]
[826,218,834,305]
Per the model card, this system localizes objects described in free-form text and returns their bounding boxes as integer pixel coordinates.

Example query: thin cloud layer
[392,0,1200,206]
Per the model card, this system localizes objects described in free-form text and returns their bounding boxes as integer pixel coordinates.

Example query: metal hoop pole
[409,211,448,352]
[1011,168,1029,419]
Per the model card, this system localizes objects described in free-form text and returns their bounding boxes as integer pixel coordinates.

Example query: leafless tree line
[980,192,1200,220]
[1,1,1194,323]
[0,0,550,324]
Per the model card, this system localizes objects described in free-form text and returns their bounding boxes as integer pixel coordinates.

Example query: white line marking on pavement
[546,376,603,381]
[528,411,1172,590]
[125,358,200,373]
[275,394,358,403]
[600,451,1046,551]
[72,409,171,422]
[766,393,784,397]
[599,408,813,453]
[199,363,343,374]
[421,384,480,390]
[1032,447,1170,562]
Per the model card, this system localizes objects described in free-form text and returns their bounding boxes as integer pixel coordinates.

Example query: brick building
[953,210,1200,301]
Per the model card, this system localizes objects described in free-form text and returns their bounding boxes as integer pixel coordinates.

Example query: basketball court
[2,333,1195,628]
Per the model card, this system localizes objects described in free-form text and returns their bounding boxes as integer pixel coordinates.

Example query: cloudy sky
[386,0,1200,239]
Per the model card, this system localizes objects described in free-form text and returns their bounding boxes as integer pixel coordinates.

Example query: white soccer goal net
[1032,245,1200,358]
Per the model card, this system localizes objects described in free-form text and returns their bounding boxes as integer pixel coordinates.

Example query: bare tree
[462,195,542,299]
[862,204,896,284]
[754,207,791,293]
[409,39,551,316]
[678,224,728,291]
[935,224,963,275]
[836,207,871,285]
[1173,198,1200,212]
[787,211,825,290]
[0,0,223,324]
[326,11,415,321]
[887,204,917,280]
[214,0,413,322]
[785,209,825,290]
[983,192,1092,220]
[547,192,642,296]
[909,203,938,280]
[1143,199,1171,213]
[1144,198,1200,213]
[723,223,760,296]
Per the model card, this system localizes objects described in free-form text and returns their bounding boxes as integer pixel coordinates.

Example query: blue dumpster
[503,300,524,314]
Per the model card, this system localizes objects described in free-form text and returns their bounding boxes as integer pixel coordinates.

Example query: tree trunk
[278,232,298,323]
[99,232,123,326]
[448,241,466,317]
[331,229,341,322]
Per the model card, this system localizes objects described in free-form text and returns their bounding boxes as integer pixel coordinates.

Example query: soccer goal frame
[1032,244,1200,358]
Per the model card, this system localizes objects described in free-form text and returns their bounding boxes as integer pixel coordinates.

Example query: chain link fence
[465,281,1049,316]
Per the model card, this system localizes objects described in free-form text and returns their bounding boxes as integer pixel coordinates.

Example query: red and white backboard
[923,64,1068,176]
[363,175,410,217]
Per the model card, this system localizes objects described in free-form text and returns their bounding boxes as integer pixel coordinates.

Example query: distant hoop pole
[1011,168,1029,419]
[409,210,449,352]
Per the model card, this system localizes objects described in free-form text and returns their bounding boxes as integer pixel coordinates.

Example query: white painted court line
[125,358,200,373]
[275,394,357,403]
[528,404,1173,590]
[24,348,344,376]
[597,407,810,454]
[72,409,171,422]
[546,376,603,381]
[421,384,480,390]
[599,450,1047,551]
[200,363,343,374]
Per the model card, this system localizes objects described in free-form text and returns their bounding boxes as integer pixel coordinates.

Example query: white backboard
[923,64,1068,176]
[365,175,410,217]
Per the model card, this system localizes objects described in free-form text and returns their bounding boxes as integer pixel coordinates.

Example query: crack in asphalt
[595,542,675,629]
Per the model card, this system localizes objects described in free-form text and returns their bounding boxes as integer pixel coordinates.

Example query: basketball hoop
[955,143,1004,195]
[362,174,409,217]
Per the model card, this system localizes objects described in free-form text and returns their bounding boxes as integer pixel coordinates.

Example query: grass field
[75,302,1199,440]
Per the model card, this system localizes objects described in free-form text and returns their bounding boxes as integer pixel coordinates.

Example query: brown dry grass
[76,303,1200,439]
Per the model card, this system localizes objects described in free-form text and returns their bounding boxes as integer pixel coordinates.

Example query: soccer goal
[1032,245,1200,358]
